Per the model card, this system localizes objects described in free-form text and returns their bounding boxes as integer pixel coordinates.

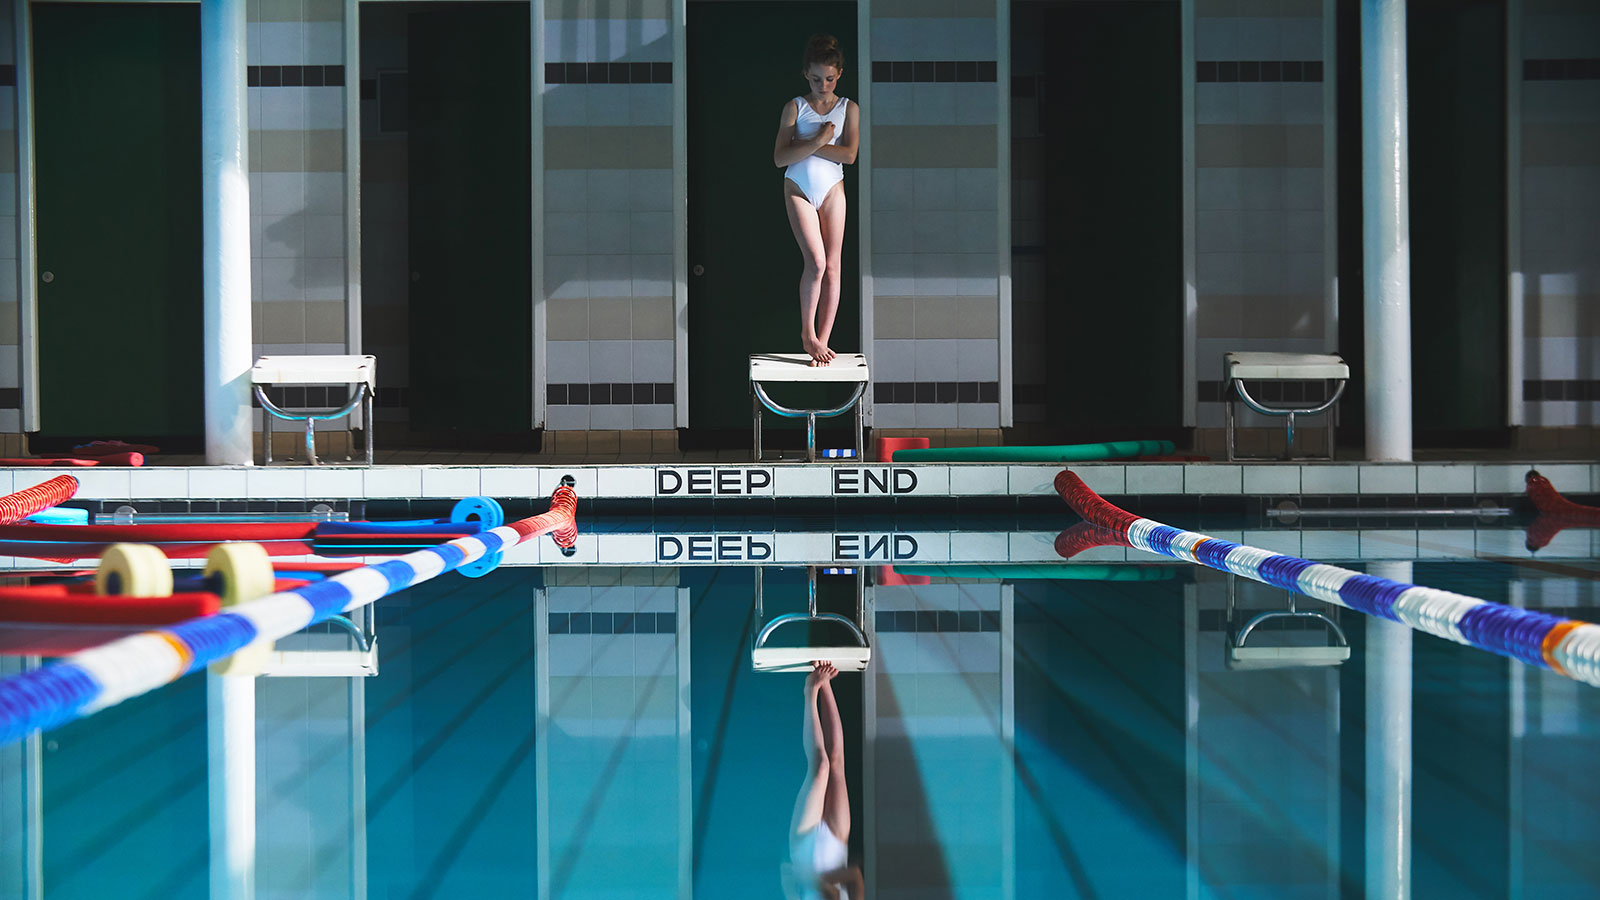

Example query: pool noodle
[892,439,1175,463]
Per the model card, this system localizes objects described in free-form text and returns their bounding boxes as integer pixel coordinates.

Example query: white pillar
[209,673,257,900]
[201,0,254,465]
[1360,0,1413,461]
[1365,562,1412,900]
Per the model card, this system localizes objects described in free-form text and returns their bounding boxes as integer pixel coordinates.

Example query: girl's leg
[783,181,831,365]
[790,667,830,836]
[813,184,847,362]
[816,665,851,842]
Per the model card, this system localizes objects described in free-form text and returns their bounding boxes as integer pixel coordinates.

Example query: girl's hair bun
[803,33,844,72]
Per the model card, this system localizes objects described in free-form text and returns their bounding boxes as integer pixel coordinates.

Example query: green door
[33,3,203,444]
[1042,2,1182,433]
[687,2,859,442]
[407,3,531,436]
[1409,0,1505,438]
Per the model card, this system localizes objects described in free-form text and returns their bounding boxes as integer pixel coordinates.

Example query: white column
[1365,562,1412,900]
[208,672,257,900]
[201,0,254,465]
[1360,0,1412,461]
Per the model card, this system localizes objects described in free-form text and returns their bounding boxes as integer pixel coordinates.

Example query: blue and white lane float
[0,486,577,746]
[1055,470,1600,687]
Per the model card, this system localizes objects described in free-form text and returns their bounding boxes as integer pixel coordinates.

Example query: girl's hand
[815,122,836,145]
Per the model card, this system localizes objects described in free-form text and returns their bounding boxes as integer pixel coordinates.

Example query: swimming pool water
[2,541,1598,898]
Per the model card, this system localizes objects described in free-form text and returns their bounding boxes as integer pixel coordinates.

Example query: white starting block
[750,353,869,462]
[751,566,872,673]
[1224,351,1348,461]
[252,355,376,466]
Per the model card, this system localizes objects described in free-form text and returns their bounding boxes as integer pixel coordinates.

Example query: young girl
[782,661,864,900]
[773,34,860,366]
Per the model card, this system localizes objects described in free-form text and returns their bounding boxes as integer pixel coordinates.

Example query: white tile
[773,466,832,496]
[246,467,307,499]
[949,532,1009,563]
[595,533,657,565]
[364,467,423,498]
[1242,465,1300,495]
[129,468,189,499]
[545,405,589,430]
[481,467,541,498]
[1185,465,1242,494]
[1126,465,1183,494]
[305,22,342,65]
[1358,465,1417,495]
[955,339,998,381]
[303,173,344,216]
[68,468,132,500]
[589,341,633,382]
[1300,464,1357,494]
[1474,464,1526,494]
[955,403,998,428]
[1072,465,1124,496]
[597,467,654,497]
[949,465,1006,495]
[586,212,630,254]
[190,467,249,498]
[421,467,482,499]
[306,87,343,131]
[634,405,673,429]
[913,403,958,428]
[1299,531,1362,562]
[303,467,364,499]
[545,171,587,212]
[1008,465,1058,496]
[628,169,672,212]
[259,88,305,131]
[1413,529,1478,560]
[589,405,634,430]
[1416,464,1475,494]
[1360,530,1418,560]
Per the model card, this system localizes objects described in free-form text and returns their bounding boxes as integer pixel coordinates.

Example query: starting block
[1224,351,1347,460]
[750,353,869,462]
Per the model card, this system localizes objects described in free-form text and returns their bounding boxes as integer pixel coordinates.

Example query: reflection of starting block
[750,353,868,462]
[1227,609,1349,670]
[752,566,871,672]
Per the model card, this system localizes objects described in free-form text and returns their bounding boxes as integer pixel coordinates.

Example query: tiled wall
[869,0,1003,430]
[546,569,682,892]
[1518,0,1600,426]
[871,580,1008,896]
[248,0,350,434]
[1192,0,1331,430]
[542,0,676,432]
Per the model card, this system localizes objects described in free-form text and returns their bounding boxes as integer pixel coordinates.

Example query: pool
[2,490,1598,899]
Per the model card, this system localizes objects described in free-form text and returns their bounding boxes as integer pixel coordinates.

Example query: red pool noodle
[0,475,79,525]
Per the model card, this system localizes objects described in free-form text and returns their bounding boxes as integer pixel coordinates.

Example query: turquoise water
[3,538,1599,898]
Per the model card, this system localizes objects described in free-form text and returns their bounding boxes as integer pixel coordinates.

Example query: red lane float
[1053,520,1133,559]
[0,540,316,563]
[0,475,79,525]
[0,586,220,624]
[1525,470,1600,552]
[0,521,319,542]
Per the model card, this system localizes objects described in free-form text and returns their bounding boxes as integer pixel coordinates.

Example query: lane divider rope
[1054,469,1600,687]
[0,486,577,745]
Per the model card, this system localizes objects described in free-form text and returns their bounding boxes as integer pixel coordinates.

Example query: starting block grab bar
[751,566,872,673]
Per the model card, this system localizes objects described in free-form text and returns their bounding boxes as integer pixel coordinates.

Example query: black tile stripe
[1523,380,1600,402]
[875,609,1000,633]
[872,382,1001,404]
[0,388,18,409]
[248,65,346,88]
[1196,60,1323,83]
[550,611,677,634]
[1199,380,1338,404]
[544,61,673,84]
[0,65,15,88]
[549,383,675,405]
[1524,59,1600,81]
[872,60,998,83]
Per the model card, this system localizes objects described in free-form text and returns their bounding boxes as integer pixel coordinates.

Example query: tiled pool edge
[3,460,1592,505]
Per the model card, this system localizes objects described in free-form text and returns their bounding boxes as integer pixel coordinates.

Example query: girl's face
[804,64,842,96]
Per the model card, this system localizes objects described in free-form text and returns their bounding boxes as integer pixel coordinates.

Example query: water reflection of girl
[783,661,864,899]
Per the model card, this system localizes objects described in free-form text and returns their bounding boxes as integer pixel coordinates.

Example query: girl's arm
[809,101,860,165]
[775,101,831,168]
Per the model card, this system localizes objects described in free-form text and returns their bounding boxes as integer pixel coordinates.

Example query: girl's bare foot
[802,334,832,366]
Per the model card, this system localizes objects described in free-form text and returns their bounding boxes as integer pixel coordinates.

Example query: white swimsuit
[784,96,849,209]
[790,821,849,899]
